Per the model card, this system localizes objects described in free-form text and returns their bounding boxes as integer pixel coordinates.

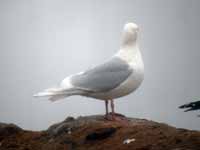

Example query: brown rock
[0,115,200,150]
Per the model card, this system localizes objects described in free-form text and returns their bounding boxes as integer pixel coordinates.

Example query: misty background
[0,0,200,130]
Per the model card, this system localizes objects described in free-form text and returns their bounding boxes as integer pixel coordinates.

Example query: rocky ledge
[0,115,200,150]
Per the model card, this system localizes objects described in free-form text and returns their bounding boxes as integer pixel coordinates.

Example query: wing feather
[70,57,133,92]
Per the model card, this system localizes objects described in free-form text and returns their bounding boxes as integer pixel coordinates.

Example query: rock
[0,123,22,136]
[0,115,200,150]
[46,115,107,136]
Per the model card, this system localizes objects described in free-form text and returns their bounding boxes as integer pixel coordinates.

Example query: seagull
[34,22,144,120]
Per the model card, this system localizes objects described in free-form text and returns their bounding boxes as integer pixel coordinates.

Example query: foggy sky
[0,0,200,130]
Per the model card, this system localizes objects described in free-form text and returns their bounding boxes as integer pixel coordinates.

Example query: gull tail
[33,87,79,102]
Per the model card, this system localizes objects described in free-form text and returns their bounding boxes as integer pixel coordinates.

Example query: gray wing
[70,57,133,92]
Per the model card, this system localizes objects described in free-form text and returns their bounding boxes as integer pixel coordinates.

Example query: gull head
[124,22,139,32]
[121,22,139,47]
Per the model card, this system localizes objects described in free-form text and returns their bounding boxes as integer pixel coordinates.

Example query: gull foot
[104,113,130,125]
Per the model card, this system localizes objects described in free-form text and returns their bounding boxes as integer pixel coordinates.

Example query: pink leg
[111,99,115,116]
[105,100,109,115]
[105,99,129,124]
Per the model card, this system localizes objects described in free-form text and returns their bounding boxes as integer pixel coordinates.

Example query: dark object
[85,127,116,141]
[0,123,21,136]
[179,101,200,112]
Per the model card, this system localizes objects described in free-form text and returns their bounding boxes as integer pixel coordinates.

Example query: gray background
[0,0,200,131]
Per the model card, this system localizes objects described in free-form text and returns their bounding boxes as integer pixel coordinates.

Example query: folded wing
[70,57,133,92]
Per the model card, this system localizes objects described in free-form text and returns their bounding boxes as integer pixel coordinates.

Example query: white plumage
[34,22,144,118]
